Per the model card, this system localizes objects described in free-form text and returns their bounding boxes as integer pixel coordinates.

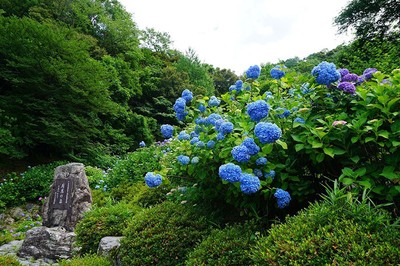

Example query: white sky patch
[119,0,353,74]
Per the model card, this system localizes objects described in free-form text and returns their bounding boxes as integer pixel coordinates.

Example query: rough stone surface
[0,240,23,256]
[17,226,76,260]
[97,236,123,256]
[42,163,92,231]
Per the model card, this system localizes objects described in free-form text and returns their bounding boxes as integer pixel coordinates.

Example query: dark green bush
[58,254,112,266]
[251,183,400,265]
[106,146,162,188]
[185,221,258,266]
[75,202,139,255]
[119,201,218,266]
[0,255,21,266]
[0,161,67,207]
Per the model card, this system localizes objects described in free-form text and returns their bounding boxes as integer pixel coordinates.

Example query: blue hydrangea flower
[242,138,260,156]
[338,68,349,77]
[214,119,225,131]
[208,96,221,107]
[246,65,261,79]
[177,155,190,165]
[219,121,234,135]
[231,145,251,163]
[363,68,377,80]
[217,132,225,141]
[253,169,263,178]
[338,82,356,94]
[218,163,242,183]
[181,89,193,103]
[191,157,199,164]
[264,170,276,179]
[206,113,222,126]
[229,85,237,92]
[341,73,359,82]
[270,65,285,79]
[235,80,243,90]
[311,61,341,85]
[198,104,206,113]
[254,122,282,144]
[277,109,291,119]
[145,172,162,188]
[139,141,146,147]
[196,141,205,148]
[247,100,270,122]
[190,131,199,138]
[256,157,268,165]
[173,97,186,113]
[207,140,215,149]
[160,124,174,139]
[190,137,200,145]
[265,91,274,101]
[274,188,291,208]
[240,174,260,194]
[176,111,187,121]
[195,117,206,125]
[294,117,305,124]
[195,125,203,134]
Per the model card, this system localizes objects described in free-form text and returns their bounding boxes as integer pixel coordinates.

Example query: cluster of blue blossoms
[218,163,261,194]
[274,188,291,209]
[270,65,285,80]
[247,100,270,122]
[311,61,341,85]
[160,124,174,139]
[145,172,163,188]
[173,89,193,121]
[139,141,146,147]
[246,65,261,79]
[254,122,282,144]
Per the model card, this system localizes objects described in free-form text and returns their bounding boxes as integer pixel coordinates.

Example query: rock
[10,207,26,220]
[97,236,123,256]
[4,216,15,225]
[42,163,92,231]
[0,240,23,256]
[17,226,76,260]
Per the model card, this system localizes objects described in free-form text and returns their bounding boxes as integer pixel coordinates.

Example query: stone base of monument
[17,226,77,260]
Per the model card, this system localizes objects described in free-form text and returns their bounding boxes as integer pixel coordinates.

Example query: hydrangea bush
[145,63,400,215]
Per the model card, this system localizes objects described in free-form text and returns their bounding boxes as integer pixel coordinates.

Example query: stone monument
[18,163,92,261]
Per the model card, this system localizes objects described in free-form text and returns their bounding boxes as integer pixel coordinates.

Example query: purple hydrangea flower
[242,138,260,156]
[270,66,285,79]
[274,188,291,208]
[246,65,261,79]
[254,122,282,144]
[247,100,270,122]
[181,89,193,103]
[231,145,251,163]
[338,82,356,94]
[218,163,242,183]
[145,172,162,188]
[161,124,174,139]
[208,96,221,107]
[240,174,261,194]
[177,155,190,165]
[311,61,341,85]
[256,157,268,165]
[363,68,378,80]
[338,68,349,77]
[341,73,359,82]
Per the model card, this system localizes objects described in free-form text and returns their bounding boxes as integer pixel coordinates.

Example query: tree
[335,0,400,39]
[208,67,238,96]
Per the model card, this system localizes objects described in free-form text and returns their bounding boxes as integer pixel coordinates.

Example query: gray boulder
[97,236,123,256]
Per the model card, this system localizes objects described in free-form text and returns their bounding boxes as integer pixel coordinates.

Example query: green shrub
[106,146,162,188]
[58,254,112,266]
[75,202,139,254]
[185,221,258,266]
[0,161,67,207]
[0,255,21,266]
[119,201,218,266]
[251,183,400,265]
[85,166,107,190]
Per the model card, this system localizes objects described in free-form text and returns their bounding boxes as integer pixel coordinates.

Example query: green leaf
[333,148,346,155]
[291,134,303,142]
[351,136,359,143]
[392,140,400,147]
[316,153,325,163]
[350,156,360,163]
[355,167,366,177]
[276,139,288,149]
[310,140,323,148]
[340,178,354,185]
[380,166,398,180]
[295,144,304,152]
[378,130,389,139]
[365,137,375,143]
[323,147,335,158]
[342,167,354,177]
[358,180,372,189]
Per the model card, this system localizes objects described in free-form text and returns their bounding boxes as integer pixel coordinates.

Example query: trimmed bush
[75,202,139,254]
[119,201,218,266]
[185,221,258,266]
[251,184,400,265]
[58,254,112,266]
